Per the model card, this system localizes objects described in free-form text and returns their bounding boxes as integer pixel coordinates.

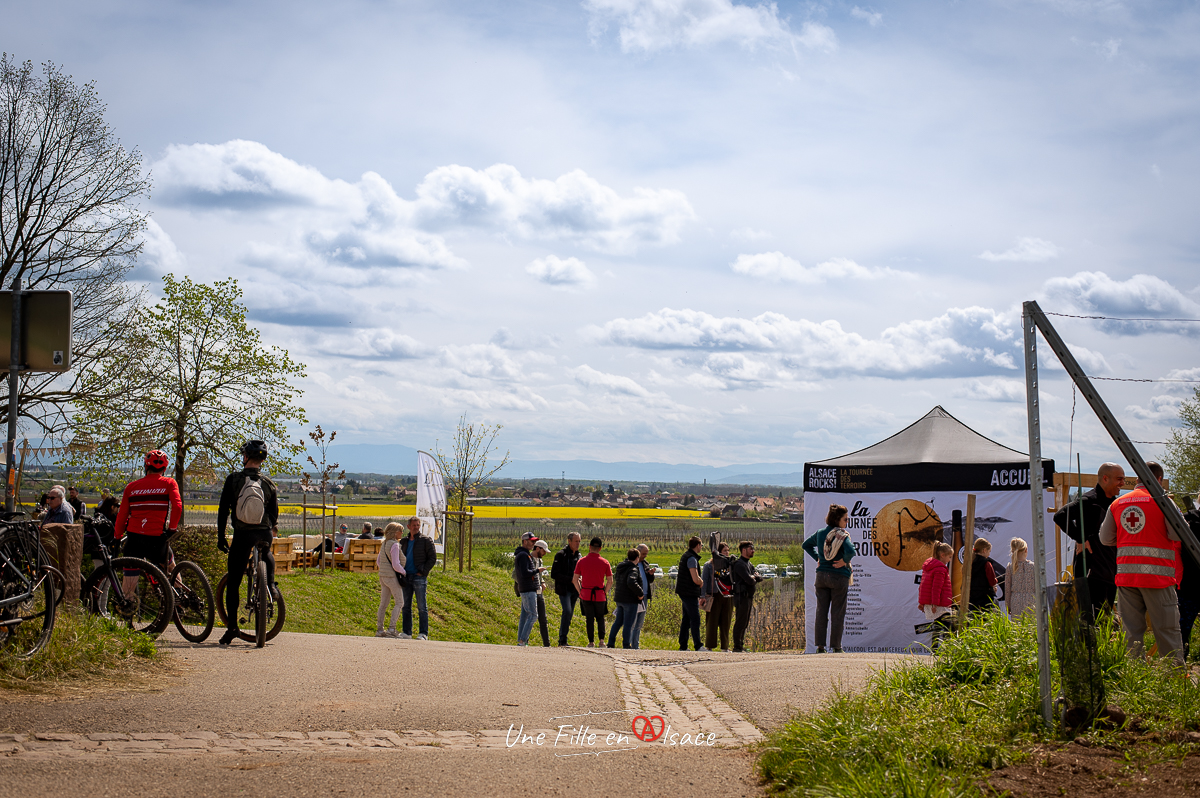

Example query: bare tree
[303,426,344,572]
[0,55,149,436]
[434,414,512,516]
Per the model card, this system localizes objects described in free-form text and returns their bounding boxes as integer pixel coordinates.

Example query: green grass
[758,611,1200,798]
[276,562,679,648]
[0,610,161,690]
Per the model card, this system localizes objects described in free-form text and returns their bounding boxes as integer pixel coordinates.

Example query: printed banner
[416,451,447,554]
[803,489,1063,654]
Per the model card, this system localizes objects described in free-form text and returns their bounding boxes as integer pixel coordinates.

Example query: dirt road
[0,631,907,797]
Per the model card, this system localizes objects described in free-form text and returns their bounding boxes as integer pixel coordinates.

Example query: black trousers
[580,599,607,643]
[536,593,550,647]
[225,530,275,632]
[678,594,702,650]
[732,593,755,652]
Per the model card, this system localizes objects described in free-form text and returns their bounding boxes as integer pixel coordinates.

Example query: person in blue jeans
[629,544,654,649]
[400,517,437,640]
[514,531,542,645]
[607,549,645,649]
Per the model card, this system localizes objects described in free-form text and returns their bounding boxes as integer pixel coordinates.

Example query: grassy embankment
[758,612,1200,798]
[0,611,162,691]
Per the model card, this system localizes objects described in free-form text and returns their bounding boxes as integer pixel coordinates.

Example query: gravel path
[0,631,904,797]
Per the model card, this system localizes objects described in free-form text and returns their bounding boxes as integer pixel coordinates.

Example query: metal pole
[6,279,23,513]
[1024,301,1200,564]
[1023,304,1054,727]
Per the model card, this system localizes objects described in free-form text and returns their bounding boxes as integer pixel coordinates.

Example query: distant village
[290,476,806,522]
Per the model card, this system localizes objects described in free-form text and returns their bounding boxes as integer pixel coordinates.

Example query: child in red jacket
[918,542,955,650]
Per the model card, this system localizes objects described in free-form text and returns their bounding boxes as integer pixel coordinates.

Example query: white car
[667,565,679,577]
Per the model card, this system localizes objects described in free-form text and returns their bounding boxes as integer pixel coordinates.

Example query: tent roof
[810,406,1029,466]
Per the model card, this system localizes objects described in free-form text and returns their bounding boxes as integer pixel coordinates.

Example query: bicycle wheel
[170,561,215,643]
[83,557,174,636]
[254,560,268,647]
[218,574,287,642]
[0,563,57,659]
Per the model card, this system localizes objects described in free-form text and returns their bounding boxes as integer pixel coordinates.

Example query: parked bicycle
[0,516,58,658]
[80,518,174,636]
[216,539,286,647]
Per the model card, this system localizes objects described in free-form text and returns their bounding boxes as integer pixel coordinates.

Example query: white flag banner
[416,451,447,554]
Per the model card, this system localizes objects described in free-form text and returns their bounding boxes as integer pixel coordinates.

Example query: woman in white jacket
[376,522,407,637]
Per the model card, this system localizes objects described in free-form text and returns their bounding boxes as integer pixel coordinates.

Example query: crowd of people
[504,532,765,651]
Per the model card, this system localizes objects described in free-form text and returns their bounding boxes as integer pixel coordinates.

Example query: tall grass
[0,610,160,690]
[759,610,1200,798]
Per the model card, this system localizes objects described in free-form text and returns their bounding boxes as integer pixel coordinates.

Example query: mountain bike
[0,517,58,658]
[215,539,286,647]
[80,520,174,636]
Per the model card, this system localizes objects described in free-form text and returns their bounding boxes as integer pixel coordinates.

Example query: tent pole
[1023,305,1054,728]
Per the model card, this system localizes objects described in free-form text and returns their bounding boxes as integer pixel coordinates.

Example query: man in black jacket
[1182,503,1200,660]
[514,532,541,646]
[607,549,645,649]
[400,516,437,640]
[1054,462,1124,618]
[550,532,582,646]
[675,536,705,651]
[216,440,280,647]
[731,540,764,653]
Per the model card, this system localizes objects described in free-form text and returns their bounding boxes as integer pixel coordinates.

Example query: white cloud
[955,378,1027,402]
[850,7,882,26]
[584,0,837,53]
[730,251,913,283]
[526,255,597,289]
[1041,271,1200,335]
[573,365,652,397]
[978,237,1061,262]
[312,372,389,404]
[440,344,525,383]
[730,226,770,242]
[136,218,187,275]
[414,163,695,253]
[593,305,1021,377]
[152,142,695,286]
[317,328,424,360]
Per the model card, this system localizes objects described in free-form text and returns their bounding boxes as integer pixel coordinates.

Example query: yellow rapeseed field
[188,503,710,520]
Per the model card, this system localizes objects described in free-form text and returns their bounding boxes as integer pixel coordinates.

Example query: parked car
[667,565,679,577]
[784,567,802,578]
[650,566,665,578]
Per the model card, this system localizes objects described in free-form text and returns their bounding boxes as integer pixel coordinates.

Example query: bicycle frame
[0,523,46,611]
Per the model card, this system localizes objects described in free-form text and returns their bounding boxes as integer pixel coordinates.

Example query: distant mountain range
[326,444,807,487]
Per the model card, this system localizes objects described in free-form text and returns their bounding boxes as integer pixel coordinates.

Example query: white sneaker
[375,630,389,638]
[417,634,428,640]
[397,633,412,639]
[698,646,710,652]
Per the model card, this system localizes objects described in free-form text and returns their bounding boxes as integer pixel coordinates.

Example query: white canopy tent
[802,406,1059,653]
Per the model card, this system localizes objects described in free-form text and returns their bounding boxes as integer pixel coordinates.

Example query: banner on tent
[417,451,447,554]
[803,489,1060,654]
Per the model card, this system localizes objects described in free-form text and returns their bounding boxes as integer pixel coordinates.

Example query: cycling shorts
[121,532,171,570]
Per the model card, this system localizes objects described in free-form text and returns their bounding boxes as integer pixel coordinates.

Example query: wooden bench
[272,537,298,573]
[334,539,381,572]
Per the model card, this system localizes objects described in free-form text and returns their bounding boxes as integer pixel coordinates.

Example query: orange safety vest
[1110,486,1181,589]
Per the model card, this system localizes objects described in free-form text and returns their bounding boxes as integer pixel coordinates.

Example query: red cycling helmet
[144,450,170,471]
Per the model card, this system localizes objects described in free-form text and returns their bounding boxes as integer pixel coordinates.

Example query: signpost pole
[1022,305,1054,727]
[5,278,22,513]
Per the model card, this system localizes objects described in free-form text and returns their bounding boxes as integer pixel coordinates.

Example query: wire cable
[1046,312,1200,323]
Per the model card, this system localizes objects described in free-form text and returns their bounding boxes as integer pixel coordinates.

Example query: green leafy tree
[1164,386,1200,498]
[69,274,306,494]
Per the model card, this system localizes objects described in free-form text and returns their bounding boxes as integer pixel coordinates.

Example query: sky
[5,0,1200,476]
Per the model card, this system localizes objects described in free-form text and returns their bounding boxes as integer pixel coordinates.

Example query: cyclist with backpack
[216,440,280,647]
[113,450,183,596]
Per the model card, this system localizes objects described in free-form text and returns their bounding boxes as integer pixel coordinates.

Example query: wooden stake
[961,494,976,629]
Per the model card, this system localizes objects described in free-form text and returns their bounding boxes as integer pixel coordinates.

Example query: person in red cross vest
[1099,460,1184,667]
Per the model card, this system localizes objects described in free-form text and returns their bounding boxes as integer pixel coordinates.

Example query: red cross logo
[1120,506,1145,534]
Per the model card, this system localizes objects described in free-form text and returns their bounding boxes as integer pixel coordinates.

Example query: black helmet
[240,440,268,460]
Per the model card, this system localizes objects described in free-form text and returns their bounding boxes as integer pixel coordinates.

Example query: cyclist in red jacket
[114,450,183,595]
